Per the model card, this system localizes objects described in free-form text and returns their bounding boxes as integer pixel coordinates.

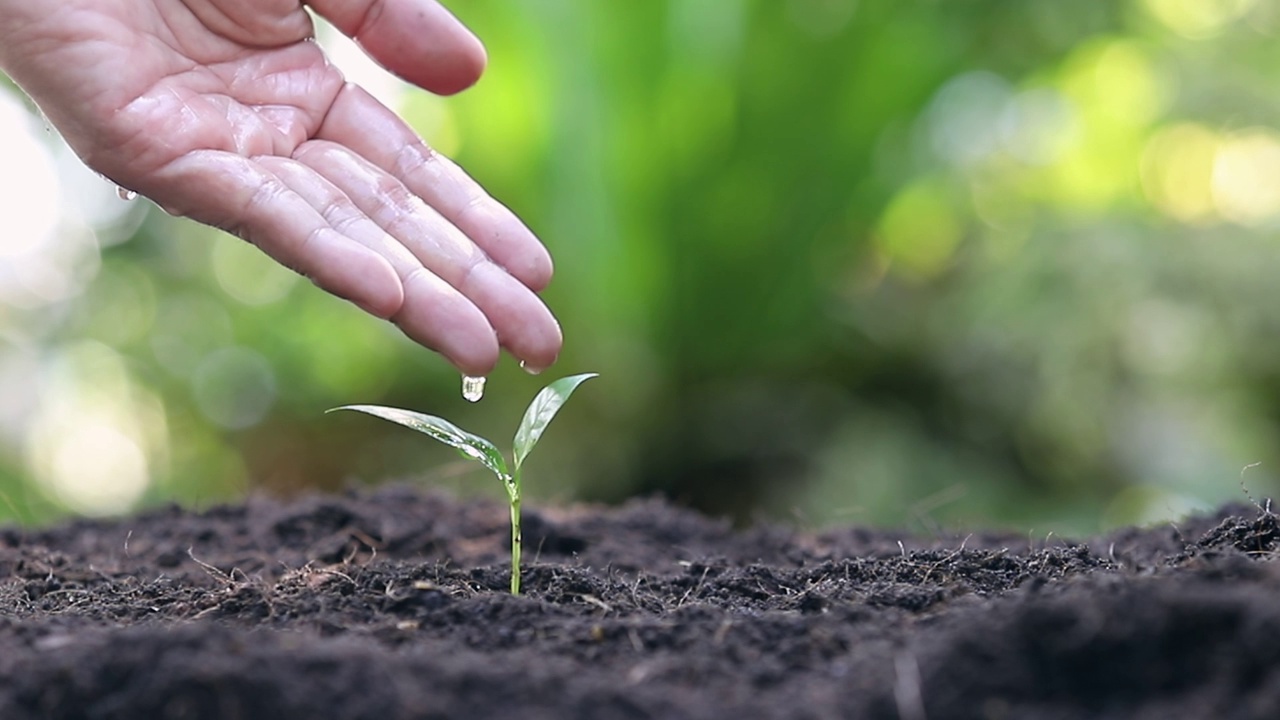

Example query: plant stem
[509,474,522,595]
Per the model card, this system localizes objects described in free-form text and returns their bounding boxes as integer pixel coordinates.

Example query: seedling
[329,373,597,594]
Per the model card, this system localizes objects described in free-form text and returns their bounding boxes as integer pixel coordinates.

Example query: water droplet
[117,186,137,201]
[519,360,543,376]
[461,375,486,403]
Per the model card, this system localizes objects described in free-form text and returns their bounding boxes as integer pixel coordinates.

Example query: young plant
[329,373,597,595]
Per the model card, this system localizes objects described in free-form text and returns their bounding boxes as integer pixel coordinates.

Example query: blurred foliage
[4,0,1280,534]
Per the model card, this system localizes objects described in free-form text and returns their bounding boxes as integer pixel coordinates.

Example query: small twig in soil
[921,535,971,584]
[342,527,381,565]
[187,548,237,586]
[1239,462,1275,516]
[628,576,646,608]
[677,566,711,607]
[309,566,356,587]
[574,593,612,613]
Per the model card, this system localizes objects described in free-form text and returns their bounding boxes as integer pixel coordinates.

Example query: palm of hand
[0,0,561,375]
[105,10,337,184]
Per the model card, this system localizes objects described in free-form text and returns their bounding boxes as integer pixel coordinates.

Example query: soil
[2,486,1280,720]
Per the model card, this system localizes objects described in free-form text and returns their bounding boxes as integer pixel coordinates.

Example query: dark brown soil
[3,486,1280,719]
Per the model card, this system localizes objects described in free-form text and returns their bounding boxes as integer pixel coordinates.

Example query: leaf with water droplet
[329,404,508,480]
[513,373,597,472]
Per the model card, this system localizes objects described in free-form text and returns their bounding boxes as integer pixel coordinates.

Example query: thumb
[306,0,487,95]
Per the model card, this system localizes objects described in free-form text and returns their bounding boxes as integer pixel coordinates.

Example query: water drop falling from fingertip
[519,361,543,376]
[462,375,486,402]
[117,186,137,201]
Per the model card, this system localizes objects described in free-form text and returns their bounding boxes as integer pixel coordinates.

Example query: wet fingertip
[438,322,500,378]
[391,320,498,377]
[519,359,549,376]
[515,329,562,377]
[447,347,499,379]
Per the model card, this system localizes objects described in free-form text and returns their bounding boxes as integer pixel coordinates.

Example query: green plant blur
[3,0,1280,534]
[331,372,596,594]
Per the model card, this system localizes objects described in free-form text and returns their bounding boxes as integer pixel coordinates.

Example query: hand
[0,0,561,376]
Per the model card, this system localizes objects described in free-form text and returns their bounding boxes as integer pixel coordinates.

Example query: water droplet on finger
[461,375,486,402]
[519,361,543,376]
[117,186,137,201]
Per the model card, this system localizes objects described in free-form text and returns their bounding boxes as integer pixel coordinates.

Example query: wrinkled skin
[0,0,561,375]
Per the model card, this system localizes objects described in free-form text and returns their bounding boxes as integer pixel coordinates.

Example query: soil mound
[2,486,1277,719]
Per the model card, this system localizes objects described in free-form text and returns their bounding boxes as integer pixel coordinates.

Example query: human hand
[0,0,561,376]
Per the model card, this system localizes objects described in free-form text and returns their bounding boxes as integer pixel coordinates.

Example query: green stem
[508,473,522,595]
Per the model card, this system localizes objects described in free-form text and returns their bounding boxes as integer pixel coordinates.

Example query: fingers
[317,84,553,291]
[292,139,562,372]
[306,0,486,95]
[255,156,501,373]
[307,82,560,373]
[314,86,550,292]
[144,149,404,319]
[143,147,558,374]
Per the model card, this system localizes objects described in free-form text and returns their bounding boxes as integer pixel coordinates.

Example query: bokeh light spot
[926,72,1012,167]
[1060,38,1165,129]
[1142,0,1257,40]
[1211,128,1280,226]
[1140,123,1221,223]
[0,93,58,261]
[0,91,103,310]
[999,88,1079,166]
[46,422,149,516]
[876,179,962,279]
[25,341,164,516]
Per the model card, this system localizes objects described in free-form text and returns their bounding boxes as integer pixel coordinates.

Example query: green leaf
[329,405,509,480]
[513,373,598,471]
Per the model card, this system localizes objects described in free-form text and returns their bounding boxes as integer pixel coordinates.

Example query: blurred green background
[2,0,1279,535]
